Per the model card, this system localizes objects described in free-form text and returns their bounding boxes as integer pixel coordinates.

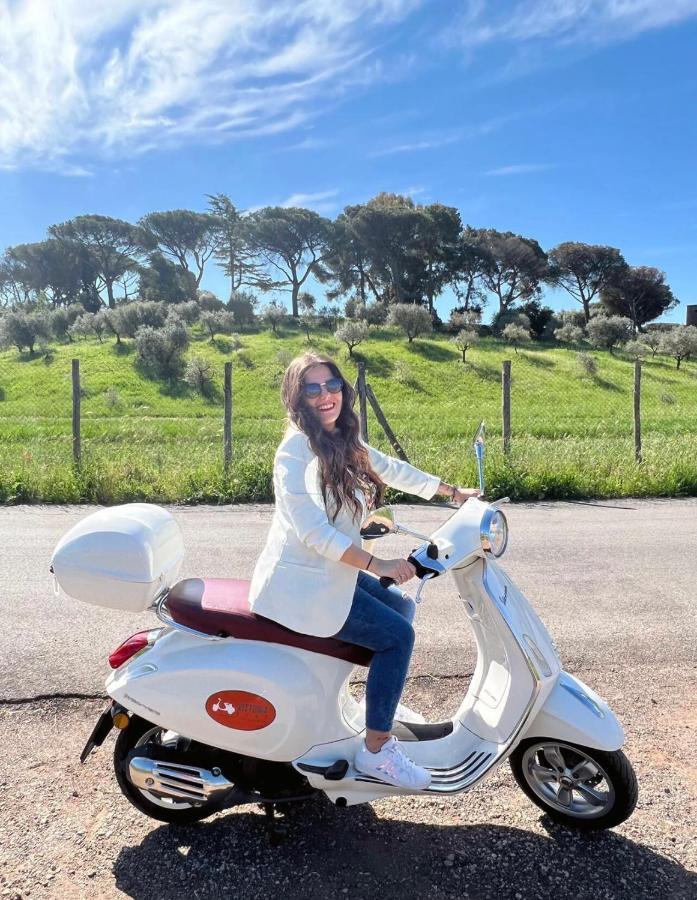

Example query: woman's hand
[452,487,482,506]
[438,481,482,506]
[371,557,416,586]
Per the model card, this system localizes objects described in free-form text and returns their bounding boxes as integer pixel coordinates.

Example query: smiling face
[303,363,343,431]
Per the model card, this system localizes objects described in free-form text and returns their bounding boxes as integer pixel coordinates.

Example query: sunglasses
[303,377,344,399]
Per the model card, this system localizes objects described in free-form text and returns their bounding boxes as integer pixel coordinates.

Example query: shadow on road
[113,796,695,900]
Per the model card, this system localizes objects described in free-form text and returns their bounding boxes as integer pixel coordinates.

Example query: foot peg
[324,759,349,781]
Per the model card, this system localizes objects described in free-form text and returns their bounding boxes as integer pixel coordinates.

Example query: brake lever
[414,573,436,604]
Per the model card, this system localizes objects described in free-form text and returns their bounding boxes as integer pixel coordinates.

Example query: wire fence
[2,343,697,503]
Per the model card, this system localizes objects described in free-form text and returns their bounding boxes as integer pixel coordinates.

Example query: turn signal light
[108,629,159,669]
[112,711,130,729]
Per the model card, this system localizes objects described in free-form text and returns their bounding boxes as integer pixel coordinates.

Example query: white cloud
[279,188,340,213]
[369,132,462,157]
[483,162,556,176]
[0,0,422,171]
[454,0,697,48]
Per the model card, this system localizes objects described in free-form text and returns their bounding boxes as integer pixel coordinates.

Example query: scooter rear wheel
[114,715,228,824]
[510,739,638,831]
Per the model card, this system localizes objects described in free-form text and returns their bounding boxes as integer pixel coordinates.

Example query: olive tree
[335,320,368,358]
[659,326,697,369]
[0,309,51,353]
[200,310,236,343]
[388,303,432,343]
[135,319,190,379]
[452,328,480,362]
[585,316,632,354]
[502,322,531,354]
[262,301,287,335]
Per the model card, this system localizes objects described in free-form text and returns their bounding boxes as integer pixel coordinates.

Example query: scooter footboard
[523,672,624,752]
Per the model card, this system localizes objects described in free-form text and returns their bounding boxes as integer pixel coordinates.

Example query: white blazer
[249,424,441,638]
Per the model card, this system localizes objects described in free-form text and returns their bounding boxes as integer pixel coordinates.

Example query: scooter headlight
[480,508,508,558]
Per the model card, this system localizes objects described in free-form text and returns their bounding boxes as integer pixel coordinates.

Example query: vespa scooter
[55,425,637,833]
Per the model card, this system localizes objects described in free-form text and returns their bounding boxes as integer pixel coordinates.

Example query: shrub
[388,303,432,342]
[135,319,189,379]
[364,301,388,327]
[624,340,649,360]
[491,310,531,336]
[343,297,365,320]
[177,300,201,325]
[227,291,258,327]
[104,387,121,409]
[185,356,216,397]
[554,322,585,345]
[449,309,481,332]
[576,352,598,377]
[317,304,341,331]
[393,361,412,385]
[236,351,255,369]
[197,290,224,312]
[335,320,368,357]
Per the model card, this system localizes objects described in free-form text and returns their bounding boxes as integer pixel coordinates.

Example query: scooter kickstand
[262,802,288,846]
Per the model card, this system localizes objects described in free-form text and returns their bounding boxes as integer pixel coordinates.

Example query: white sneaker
[354,736,431,790]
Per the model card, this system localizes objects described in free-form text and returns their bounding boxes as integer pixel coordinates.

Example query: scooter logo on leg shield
[205,690,277,730]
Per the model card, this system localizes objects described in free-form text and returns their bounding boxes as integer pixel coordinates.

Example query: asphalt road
[2,498,696,700]
[2,499,696,899]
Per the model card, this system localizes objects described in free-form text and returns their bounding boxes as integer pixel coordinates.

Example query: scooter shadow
[112,796,695,900]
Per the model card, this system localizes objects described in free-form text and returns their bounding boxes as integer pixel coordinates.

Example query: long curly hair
[281,352,384,521]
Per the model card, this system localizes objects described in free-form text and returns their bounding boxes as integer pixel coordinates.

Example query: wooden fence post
[357,362,368,442]
[502,360,511,455]
[224,361,233,472]
[365,384,410,462]
[71,358,81,466]
[634,359,642,464]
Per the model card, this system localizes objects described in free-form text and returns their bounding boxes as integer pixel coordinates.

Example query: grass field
[2,323,697,503]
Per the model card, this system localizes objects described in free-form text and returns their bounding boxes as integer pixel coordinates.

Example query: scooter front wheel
[510,739,638,831]
[114,716,228,824]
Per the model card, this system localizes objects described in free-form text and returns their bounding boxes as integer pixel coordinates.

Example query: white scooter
[51,425,637,835]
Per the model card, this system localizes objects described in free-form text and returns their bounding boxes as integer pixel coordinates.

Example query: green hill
[2,324,697,503]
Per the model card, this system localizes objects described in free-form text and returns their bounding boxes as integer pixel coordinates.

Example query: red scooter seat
[166,578,372,667]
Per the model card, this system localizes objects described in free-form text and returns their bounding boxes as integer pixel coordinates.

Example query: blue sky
[1,0,696,323]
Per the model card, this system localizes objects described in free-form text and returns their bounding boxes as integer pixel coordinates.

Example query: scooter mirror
[360,507,397,539]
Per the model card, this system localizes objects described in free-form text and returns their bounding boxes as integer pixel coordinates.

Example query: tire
[113,716,228,825]
[510,738,638,831]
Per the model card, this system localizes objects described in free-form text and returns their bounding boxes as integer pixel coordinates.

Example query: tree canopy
[600,266,678,332]
[548,242,627,323]
[244,207,332,316]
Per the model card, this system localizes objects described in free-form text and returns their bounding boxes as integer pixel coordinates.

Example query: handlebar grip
[379,576,395,588]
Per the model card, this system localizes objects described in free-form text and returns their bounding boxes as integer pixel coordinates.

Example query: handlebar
[378,545,440,589]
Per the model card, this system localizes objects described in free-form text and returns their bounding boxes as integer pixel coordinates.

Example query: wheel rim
[132,727,200,811]
[521,742,616,819]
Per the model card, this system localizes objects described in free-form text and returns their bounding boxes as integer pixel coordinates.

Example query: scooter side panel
[107,630,358,761]
[524,672,625,752]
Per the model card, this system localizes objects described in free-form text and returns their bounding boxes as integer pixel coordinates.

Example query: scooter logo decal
[205,691,276,730]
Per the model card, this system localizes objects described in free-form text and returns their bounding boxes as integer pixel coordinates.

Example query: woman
[249,352,480,790]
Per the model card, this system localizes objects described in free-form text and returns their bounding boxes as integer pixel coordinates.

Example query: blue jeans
[333,571,416,732]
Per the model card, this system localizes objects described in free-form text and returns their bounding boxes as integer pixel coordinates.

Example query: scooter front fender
[521,672,624,752]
